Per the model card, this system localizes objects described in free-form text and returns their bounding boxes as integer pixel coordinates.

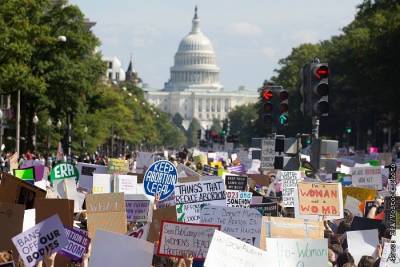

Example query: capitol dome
[164,7,222,91]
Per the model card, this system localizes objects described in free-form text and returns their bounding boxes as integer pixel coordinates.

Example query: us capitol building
[144,7,258,129]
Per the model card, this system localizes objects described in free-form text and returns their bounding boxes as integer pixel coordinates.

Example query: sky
[69,0,361,91]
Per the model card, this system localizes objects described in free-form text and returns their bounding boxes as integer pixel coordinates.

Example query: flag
[56,142,64,161]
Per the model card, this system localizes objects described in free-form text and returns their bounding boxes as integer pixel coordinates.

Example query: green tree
[186,118,201,148]
[210,118,222,133]
[228,104,258,146]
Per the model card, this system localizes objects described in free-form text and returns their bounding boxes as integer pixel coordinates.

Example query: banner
[266,238,328,267]
[125,194,152,222]
[157,221,220,259]
[11,215,68,267]
[250,203,278,216]
[143,160,177,201]
[225,175,247,191]
[59,226,90,261]
[76,163,108,192]
[175,179,226,223]
[295,182,343,220]
[0,202,24,252]
[226,191,252,208]
[200,205,262,247]
[281,171,302,207]
[204,230,270,267]
[50,163,79,182]
[350,166,383,190]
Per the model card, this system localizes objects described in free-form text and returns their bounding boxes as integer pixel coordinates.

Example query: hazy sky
[69,0,360,91]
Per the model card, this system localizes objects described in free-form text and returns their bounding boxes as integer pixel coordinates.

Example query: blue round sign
[143,160,178,201]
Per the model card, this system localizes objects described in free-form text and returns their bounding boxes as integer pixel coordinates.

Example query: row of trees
[0,0,186,155]
[228,0,400,150]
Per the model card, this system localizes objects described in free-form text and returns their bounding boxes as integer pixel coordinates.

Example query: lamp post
[32,114,39,152]
[47,118,52,154]
[56,119,62,135]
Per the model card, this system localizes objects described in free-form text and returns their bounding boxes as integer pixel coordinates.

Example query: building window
[206,99,210,112]
[108,62,113,69]
[217,99,221,112]
[108,72,112,80]
[225,99,229,112]
[199,113,202,119]
[115,72,120,81]
[198,99,202,112]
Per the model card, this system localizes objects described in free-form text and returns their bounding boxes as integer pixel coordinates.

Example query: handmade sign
[266,238,328,267]
[89,229,153,267]
[143,160,177,201]
[226,191,252,208]
[347,229,379,264]
[200,205,262,247]
[125,194,152,222]
[11,215,68,267]
[108,158,129,174]
[0,202,24,252]
[350,166,383,190]
[250,203,278,216]
[76,163,108,192]
[148,206,177,243]
[136,152,154,170]
[204,230,270,267]
[295,182,343,220]
[127,224,150,240]
[35,198,74,227]
[260,138,275,170]
[86,193,127,238]
[344,195,363,217]
[157,221,220,259]
[13,167,35,182]
[115,175,137,194]
[281,171,302,207]
[225,175,247,191]
[202,165,218,176]
[59,226,90,262]
[342,187,377,212]
[92,174,111,194]
[50,163,79,182]
[175,179,226,223]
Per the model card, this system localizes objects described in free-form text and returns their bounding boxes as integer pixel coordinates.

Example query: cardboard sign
[89,229,153,267]
[143,160,177,201]
[226,190,252,208]
[86,193,127,238]
[125,194,151,222]
[347,229,379,264]
[13,167,35,182]
[175,179,226,223]
[157,221,220,259]
[0,173,46,209]
[250,203,278,216]
[76,163,108,192]
[92,174,111,194]
[200,205,262,247]
[59,226,90,261]
[266,238,328,267]
[225,175,247,191]
[281,171,302,207]
[127,224,150,240]
[12,215,68,267]
[35,199,74,227]
[0,202,24,251]
[50,163,79,182]
[115,175,137,194]
[204,230,270,267]
[108,158,129,174]
[148,206,177,243]
[295,182,343,220]
[350,166,383,190]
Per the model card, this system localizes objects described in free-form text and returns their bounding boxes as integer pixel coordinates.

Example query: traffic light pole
[311,116,321,171]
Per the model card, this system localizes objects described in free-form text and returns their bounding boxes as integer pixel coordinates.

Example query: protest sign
[23,209,36,232]
[20,161,46,182]
[261,138,275,170]
[13,167,35,182]
[380,242,400,267]
[177,163,200,179]
[127,224,150,240]
[350,216,383,231]
[0,173,46,209]
[266,238,328,267]
[125,194,152,222]
[281,171,302,207]
[247,173,273,187]
[345,195,363,217]
[59,226,90,262]
[157,221,219,259]
[295,182,343,220]
[89,229,153,267]
[350,166,383,190]
[175,179,226,223]
[204,230,269,267]
[114,175,137,194]
[250,203,278,216]
[11,215,68,267]
[143,160,177,201]
[225,175,247,191]
[347,229,379,264]
[342,187,377,206]
[226,190,252,208]
[0,202,24,252]
[202,165,218,176]
[108,158,129,174]
[86,193,127,238]
[136,152,154,170]
[35,199,74,227]
[76,163,108,192]
[92,174,111,194]
[364,200,376,217]
[200,205,262,247]
[148,206,177,243]
[50,163,79,182]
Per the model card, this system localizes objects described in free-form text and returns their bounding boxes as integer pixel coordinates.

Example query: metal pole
[311,117,321,171]
[68,113,71,157]
[16,90,20,155]
[0,95,3,150]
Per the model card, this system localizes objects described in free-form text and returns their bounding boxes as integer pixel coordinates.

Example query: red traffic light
[314,65,329,79]
[263,90,273,101]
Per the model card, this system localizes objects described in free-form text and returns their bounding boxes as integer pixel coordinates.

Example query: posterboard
[175,179,226,223]
[350,166,383,190]
[250,203,278,216]
[344,195,363,217]
[86,193,127,238]
[11,215,68,267]
[0,202,24,251]
[261,138,275,170]
[13,167,35,182]
[281,171,302,207]
[92,174,111,194]
[35,198,74,227]
[147,206,177,243]
[59,226,90,261]
[76,163,108,192]
[204,230,270,267]
[295,182,344,220]
[157,221,220,259]
[347,229,379,264]
[50,163,79,182]
[200,205,262,247]
[108,158,129,174]
[125,194,152,222]
[342,187,377,205]
[89,230,153,267]
[226,191,252,208]
[143,160,177,201]
[225,175,247,191]
[266,238,328,267]
[114,175,137,194]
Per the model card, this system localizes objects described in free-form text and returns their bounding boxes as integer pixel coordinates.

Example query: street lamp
[32,114,39,152]
[47,118,52,153]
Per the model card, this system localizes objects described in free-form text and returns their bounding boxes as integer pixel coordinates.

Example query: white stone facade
[103,56,126,82]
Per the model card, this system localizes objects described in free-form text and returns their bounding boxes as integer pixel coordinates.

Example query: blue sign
[143,160,178,201]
